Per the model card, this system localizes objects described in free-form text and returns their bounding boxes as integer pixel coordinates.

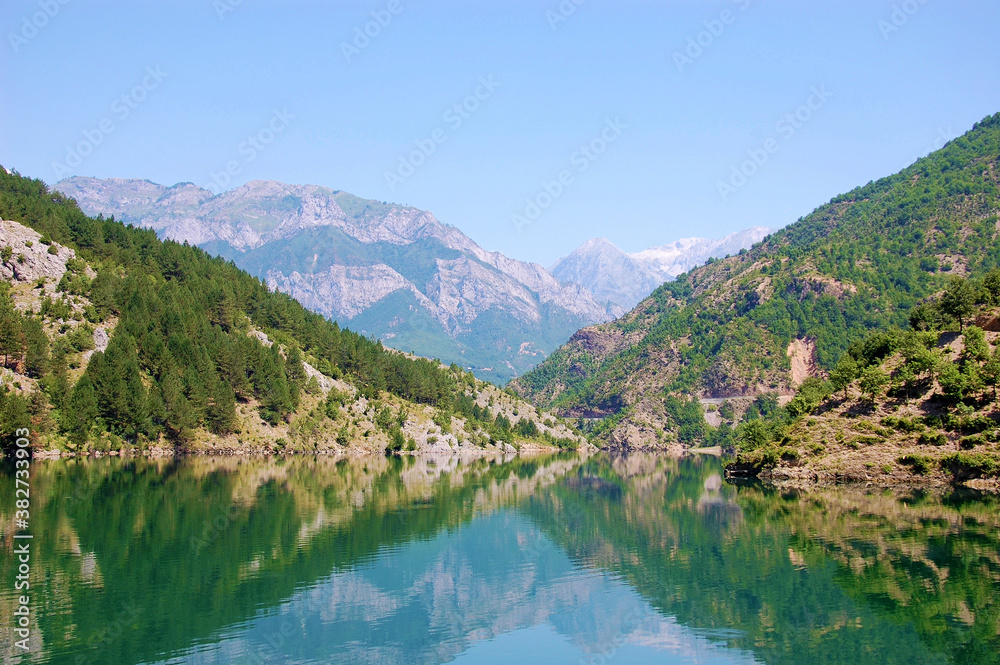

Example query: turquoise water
[1,454,997,664]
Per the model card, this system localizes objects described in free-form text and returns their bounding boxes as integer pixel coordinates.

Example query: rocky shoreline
[26,439,576,460]
[726,462,1000,492]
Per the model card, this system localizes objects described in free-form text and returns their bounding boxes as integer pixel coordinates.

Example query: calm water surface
[1,454,998,665]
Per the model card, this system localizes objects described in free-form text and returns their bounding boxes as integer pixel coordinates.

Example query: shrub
[898,454,934,474]
[940,452,1000,480]
[950,415,995,434]
[881,416,924,433]
[786,377,832,417]
[386,428,406,453]
[67,325,95,352]
[737,445,781,470]
[960,435,984,450]
[917,432,947,447]
[779,447,800,462]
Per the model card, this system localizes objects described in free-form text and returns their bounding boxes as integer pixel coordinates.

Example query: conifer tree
[22,317,49,378]
[64,376,98,447]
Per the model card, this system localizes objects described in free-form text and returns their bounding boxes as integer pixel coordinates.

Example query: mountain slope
[0,168,586,454]
[551,227,772,310]
[514,113,1000,447]
[726,276,1000,486]
[53,177,619,384]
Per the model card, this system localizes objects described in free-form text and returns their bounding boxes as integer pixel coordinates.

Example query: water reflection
[0,454,996,665]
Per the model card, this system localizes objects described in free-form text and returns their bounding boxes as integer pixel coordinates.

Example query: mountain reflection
[0,453,997,665]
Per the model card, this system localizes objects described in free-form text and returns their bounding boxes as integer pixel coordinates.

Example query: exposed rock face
[93,328,110,353]
[0,219,76,287]
[54,177,618,383]
[786,337,821,387]
[551,228,773,310]
[266,264,426,322]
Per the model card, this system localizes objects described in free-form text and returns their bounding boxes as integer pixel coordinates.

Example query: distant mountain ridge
[550,228,773,310]
[54,177,620,384]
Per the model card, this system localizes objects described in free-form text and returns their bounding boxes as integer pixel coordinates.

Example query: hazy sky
[2,1,998,265]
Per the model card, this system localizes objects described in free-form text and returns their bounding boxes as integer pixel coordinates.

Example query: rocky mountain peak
[53,176,618,383]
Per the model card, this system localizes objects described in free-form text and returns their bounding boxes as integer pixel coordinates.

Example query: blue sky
[2,1,998,266]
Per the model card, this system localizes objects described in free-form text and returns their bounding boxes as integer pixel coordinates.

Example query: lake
[1,453,998,665]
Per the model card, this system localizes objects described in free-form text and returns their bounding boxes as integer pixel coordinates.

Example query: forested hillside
[728,272,1000,485]
[514,113,1000,447]
[0,169,584,454]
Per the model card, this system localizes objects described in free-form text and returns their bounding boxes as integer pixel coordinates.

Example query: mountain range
[550,228,773,310]
[53,177,766,384]
[53,177,620,384]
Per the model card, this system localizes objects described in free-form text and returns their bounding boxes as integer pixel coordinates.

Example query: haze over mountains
[551,228,773,310]
[54,176,768,383]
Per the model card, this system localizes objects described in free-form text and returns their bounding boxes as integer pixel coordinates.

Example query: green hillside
[727,274,1000,484]
[0,169,583,453]
[514,113,1000,446]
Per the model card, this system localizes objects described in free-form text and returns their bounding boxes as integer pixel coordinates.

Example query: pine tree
[256,345,294,425]
[0,297,24,370]
[162,372,196,443]
[64,376,98,447]
[286,346,307,388]
[829,355,859,399]
[217,339,252,400]
[983,348,1000,402]
[43,342,70,414]
[938,363,966,401]
[89,334,148,441]
[206,379,236,435]
[858,366,889,403]
[940,277,978,331]
[22,317,48,378]
[961,326,990,364]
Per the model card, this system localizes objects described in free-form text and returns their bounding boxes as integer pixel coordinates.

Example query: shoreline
[21,446,998,492]
[23,440,579,461]
[726,464,1000,492]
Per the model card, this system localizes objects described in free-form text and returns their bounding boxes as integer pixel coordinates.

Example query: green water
[0,454,998,665]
